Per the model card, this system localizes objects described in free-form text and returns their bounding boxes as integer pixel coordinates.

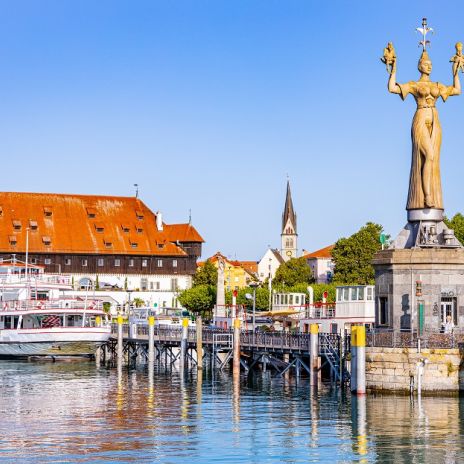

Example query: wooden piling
[196,316,203,370]
[117,315,124,361]
[233,318,241,376]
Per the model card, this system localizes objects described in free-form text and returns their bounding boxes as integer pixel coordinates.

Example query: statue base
[392,209,462,249]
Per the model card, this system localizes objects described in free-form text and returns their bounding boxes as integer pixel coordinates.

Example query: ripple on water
[0,361,463,463]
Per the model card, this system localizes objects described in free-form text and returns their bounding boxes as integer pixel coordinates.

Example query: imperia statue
[384,19,462,211]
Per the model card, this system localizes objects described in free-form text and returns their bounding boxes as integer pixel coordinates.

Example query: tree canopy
[331,222,384,285]
[193,259,217,287]
[273,257,314,288]
[177,284,216,319]
[444,213,464,245]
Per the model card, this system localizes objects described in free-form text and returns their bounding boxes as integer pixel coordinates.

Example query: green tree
[193,259,218,287]
[177,284,216,319]
[273,257,313,288]
[444,213,464,244]
[225,287,271,311]
[133,297,145,308]
[95,275,100,290]
[332,222,384,285]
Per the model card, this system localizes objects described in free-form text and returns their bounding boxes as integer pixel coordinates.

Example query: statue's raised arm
[382,20,462,211]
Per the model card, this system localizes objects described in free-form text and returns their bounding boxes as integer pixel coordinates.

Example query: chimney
[156,211,163,231]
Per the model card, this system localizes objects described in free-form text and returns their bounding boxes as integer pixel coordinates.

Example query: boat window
[367,287,373,300]
[295,295,299,305]
[289,295,293,305]
[4,316,12,329]
[343,287,349,301]
[358,287,365,301]
[350,287,357,301]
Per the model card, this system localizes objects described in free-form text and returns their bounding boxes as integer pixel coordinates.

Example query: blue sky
[1,1,464,260]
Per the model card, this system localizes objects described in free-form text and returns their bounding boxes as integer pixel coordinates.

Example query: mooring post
[117,315,124,361]
[180,317,189,369]
[196,316,203,370]
[310,323,319,386]
[148,315,155,365]
[233,318,241,376]
[350,326,358,393]
[356,325,366,395]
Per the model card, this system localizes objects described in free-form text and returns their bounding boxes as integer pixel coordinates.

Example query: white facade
[257,249,283,282]
[307,257,334,284]
[281,217,298,261]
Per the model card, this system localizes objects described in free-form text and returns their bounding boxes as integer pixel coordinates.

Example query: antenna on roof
[188,208,192,224]
[134,184,139,198]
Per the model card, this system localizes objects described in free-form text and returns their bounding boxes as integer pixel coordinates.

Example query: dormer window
[42,236,51,246]
[104,238,113,248]
[121,224,130,233]
[136,226,143,233]
[94,222,104,233]
[0,206,3,217]
[12,220,21,231]
[43,206,52,217]
[29,220,38,230]
[130,240,138,248]
[86,207,97,218]
[157,243,165,249]
[135,210,144,220]
[9,235,17,245]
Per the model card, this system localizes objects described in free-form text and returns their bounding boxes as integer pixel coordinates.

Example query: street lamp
[246,281,260,344]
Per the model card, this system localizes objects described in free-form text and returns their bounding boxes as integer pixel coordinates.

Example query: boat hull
[0,328,111,357]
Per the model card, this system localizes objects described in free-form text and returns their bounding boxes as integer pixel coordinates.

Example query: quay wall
[366,347,463,392]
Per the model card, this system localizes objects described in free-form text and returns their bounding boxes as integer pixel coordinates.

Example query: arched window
[79,277,93,290]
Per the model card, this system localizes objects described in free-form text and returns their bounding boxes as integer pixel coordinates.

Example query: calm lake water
[0,360,463,463]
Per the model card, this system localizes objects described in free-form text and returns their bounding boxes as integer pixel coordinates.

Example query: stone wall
[366,347,463,392]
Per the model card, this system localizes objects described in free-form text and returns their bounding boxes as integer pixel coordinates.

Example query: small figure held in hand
[450,42,464,74]
[381,42,396,73]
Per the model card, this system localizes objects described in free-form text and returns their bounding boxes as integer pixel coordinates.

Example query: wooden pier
[102,323,350,383]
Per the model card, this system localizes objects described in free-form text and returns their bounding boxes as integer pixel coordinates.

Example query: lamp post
[246,281,259,345]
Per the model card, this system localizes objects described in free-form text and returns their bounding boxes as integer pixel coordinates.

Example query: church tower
[281,181,298,261]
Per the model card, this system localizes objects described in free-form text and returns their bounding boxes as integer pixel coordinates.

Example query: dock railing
[367,329,464,349]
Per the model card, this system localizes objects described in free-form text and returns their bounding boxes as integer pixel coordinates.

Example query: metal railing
[367,329,464,349]
[1,299,103,312]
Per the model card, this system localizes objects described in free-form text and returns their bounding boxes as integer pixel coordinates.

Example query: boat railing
[0,274,72,286]
[1,299,103,312]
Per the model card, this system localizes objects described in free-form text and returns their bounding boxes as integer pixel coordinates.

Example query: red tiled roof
[164,223,204,243]
[303,245,334,259]
[199,253,257,276]
[0,192,202,256]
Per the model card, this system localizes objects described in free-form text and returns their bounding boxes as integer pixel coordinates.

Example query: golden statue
[385,19,461,211]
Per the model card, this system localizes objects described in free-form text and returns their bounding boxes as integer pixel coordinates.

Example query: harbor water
[0,360,463,463]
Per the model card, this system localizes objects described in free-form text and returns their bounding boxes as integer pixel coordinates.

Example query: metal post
[180,317,189,369]
[350,326,358,393]
[353,325,366,395]
[148,316,155,365]
[310,323,319,386]
[117,315,124,361]
[196,316,203,370]
[233,318,241,376]
[252,288,256,345]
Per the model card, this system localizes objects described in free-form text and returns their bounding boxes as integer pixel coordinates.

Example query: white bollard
[148,316,155,365]
[310,323,319,386]
[117,315,124,361]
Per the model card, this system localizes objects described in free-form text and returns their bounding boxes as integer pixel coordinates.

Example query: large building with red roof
[0,192,204,294]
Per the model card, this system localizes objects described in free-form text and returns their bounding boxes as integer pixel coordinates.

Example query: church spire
[282,180,297,233]
[280,180,298,261]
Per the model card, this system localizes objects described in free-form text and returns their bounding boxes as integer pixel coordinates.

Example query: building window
[155,281,160,290]
[82,259,88,267]
[86,207,97,218]
[95,223,104,233]
[173,259,177,268]
[142,259,148,267]
[157,259,163,267]
[12,220,21,231]
[131,242,138,248]
[171,278,178,291]
[129,259,134,267]
[121,224,130,233]
[135,210,144,220]
[114,259,120,267]
[140,278,148,291]
[98,258,104,267]
[44,258,51,265]
[43,206,52,217]
[378,297,389,325]
[30,258,37,264]
[42,236,51,245]
[104,240,112,248]
[29,220,38,230]
[136,227,143,233]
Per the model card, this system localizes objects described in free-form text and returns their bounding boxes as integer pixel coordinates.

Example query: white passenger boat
[0,260,111,358]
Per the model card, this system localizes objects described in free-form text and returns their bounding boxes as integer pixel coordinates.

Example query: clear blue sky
[1,1,464,260]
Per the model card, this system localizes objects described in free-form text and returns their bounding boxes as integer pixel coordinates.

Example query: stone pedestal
[373,248,464,333]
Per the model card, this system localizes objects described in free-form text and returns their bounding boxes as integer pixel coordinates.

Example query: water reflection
[0,361,463,463]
